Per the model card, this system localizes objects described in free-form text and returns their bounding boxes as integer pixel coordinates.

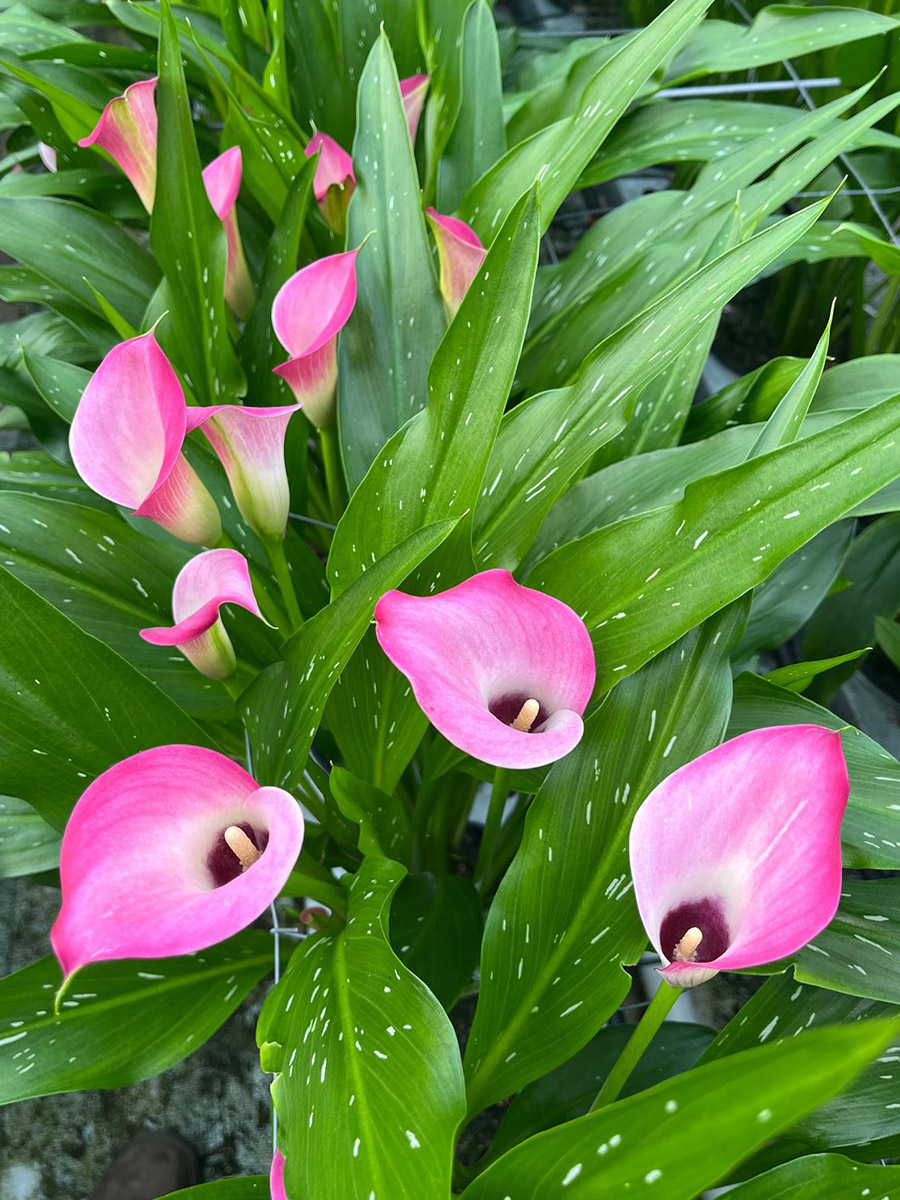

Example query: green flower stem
[319,424,344,524]
[266,536,303,633]
[589,980,681,1111]
[473,767,511,892]
[222,675,244,703]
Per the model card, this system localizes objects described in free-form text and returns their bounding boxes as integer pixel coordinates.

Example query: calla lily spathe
[69,331,221,546]
[271,248,360,429]
[187,403,302,543]
[374,569,596,769]
[140,548,265,680]
[425,209,486,319]
[304,131,355,233]
[202,146,255,320]
[51,745,304,980]
[79,78,158,211]
[270,1151,286,1200]
[629,725,849,988]
[400,74,429,143]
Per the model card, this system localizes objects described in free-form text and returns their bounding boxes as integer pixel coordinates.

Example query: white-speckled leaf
[462,1019,900,1200]
[464,602,745,1117]
[794,879,900,1004]
[257,858,465,1200]
[0,935,273,1105]
[526,387,900,694]
[723,1154,900,1198]
[0,796,60,878]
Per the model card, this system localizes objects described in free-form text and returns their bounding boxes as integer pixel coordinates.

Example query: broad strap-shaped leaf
[0,934,273,1104]
[463,602,745,1117]
[257,859,465,1200]
[475,198,830,573]
[527,387,900,693]
[151,0,245,403]
[338,32,446,490]
[0,195,158,329]
[244,520,455,791]
[725,1154,900,1198]
[460,0,711,239]
[436,0,505,214]
[330,765,412,863]
[329,186,540,594]
[793,878,900,1004]
[461,1018,900,1200]
[0,564,214,829]
[703,971,900,1153]
[391,872,483,1010]
[669,5,898,82]
[0,795,60,878]
[728,672,900,871]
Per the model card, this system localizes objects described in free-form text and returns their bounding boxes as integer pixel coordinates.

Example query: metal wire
[657,78,841,98]
[725,0,900,248]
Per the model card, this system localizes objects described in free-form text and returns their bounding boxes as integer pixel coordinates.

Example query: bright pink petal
[304,131,354,202]
[271,249,360,427]
[374,569,596,769]
[629,725,849,987]
[70,331,186,511]
[425,208,486,319]
[400,74,429,144]
[51,745,304,978]
[188,405,301,543]
[202,146,242,221]
[140,548,264,679]
[79,77,158,212]
[202,148,253,320]
[270,1151,287,1200]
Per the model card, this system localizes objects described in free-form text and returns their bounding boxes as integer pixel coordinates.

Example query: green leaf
[0,795,60,878]
[436,0,505,214]
[669,6,898,82]
[245,521,456,792]
[257,859,465,1200]
[0,564,214,829]
[703,971,900,1153]
[462,1017,900,1200]
[390,872,482,1009]
[330,765,412,864]
[527,388,900,694]
[461,0,710,240]
[338,31,446,490]
[488,1022,714,1166]
[0,934,274,1104]
[793,879,900,1004]
[475,199,830,574]
[804,513,900,698]
[729,672,900,870]
[764,649,869,693]
[158,1183,268,1200]
[876,613,900,672]
[725,1154,900,1198]
[150,0,245,403]
[0,196,159,328]
[20,348,90,424]
[330,185,540,594]
[0,448,109,509]
[463,602,745,1117]
[749,310,832,457]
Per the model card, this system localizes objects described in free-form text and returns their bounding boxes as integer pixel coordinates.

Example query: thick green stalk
[589,981,681,1110]
[473,767,511,891]
[266,537,303,632]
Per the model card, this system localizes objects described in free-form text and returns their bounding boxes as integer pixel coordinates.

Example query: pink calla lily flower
[140,548,265,680]
[51,745,304,981]
[400,74,429,144]
[374,569,596,769]
[186,404,302,544]
[202,146,255,320]
[270,1150,287,1200]
[79,78,158,212]
[271,248,360,430]
[69,331,222,546]
[630,725,849,989]
[425,209,486,320]
[304,131,355,234]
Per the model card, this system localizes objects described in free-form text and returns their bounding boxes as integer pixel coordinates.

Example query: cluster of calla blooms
[57,72,851,1198]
